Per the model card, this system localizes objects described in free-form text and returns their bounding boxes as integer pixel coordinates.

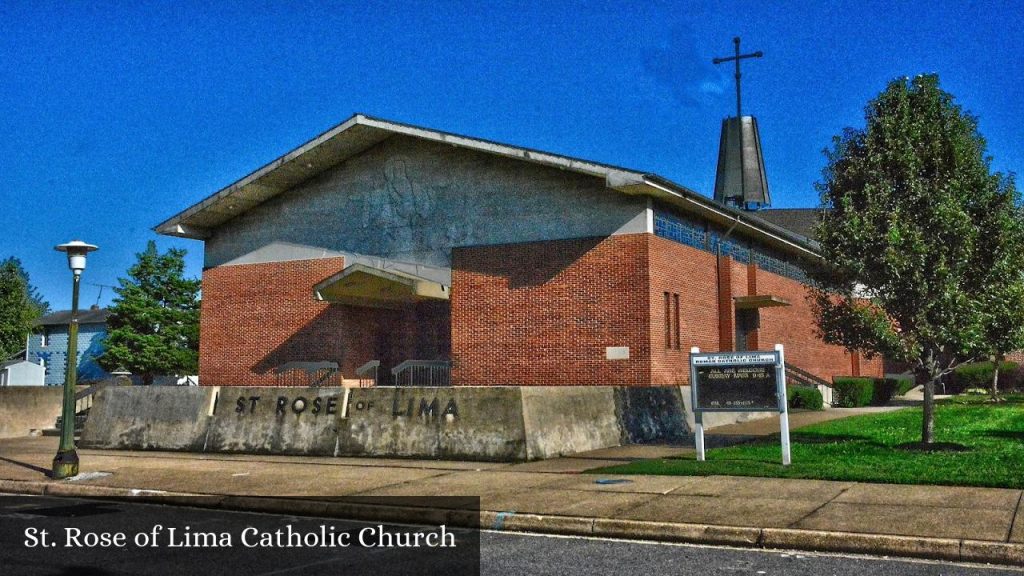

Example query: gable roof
[756,208,824,240]
[35,308,110,327]
[154,114,820,259]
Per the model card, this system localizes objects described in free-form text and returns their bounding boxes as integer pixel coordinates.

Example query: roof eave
[637,176,821,260]
[154,113,821,261]
[154,113,655,239]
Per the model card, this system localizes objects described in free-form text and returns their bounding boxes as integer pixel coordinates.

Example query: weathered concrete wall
[82,385,694,461]
[520,387,620,459]
[80,387,214,451]
[206,387,344,455]
[342,387,527,461]
[0,387,64,438]
[204,135,648,269]
[614,386,689,444]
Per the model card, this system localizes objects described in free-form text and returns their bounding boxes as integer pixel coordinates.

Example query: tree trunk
[920,349,939,445]
[921,377,935,444]
[990,354,1002,401]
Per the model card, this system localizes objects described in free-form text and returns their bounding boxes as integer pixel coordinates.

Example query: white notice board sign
[689,344,791,466]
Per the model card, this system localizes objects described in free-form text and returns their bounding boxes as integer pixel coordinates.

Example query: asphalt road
[0,495,1020,576]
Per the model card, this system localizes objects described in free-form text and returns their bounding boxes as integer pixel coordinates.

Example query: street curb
[760,527,961,562]
[2,478,1023,567]
[592,518,761,547]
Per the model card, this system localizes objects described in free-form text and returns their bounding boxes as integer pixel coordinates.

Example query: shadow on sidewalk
[0,455,51,478]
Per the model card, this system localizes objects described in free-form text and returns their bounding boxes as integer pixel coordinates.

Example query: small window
[40,327,49,347]
[673,293,680,350]
[664,292,681,350]
[664,292,672,349]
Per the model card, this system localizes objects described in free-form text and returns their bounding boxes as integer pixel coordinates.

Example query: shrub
[832,377,874,407]
[950,361,1019,393]
[890,375,916,396]
[871,378,901,405]
[1007,365,1024,391]
[787,387,824,410]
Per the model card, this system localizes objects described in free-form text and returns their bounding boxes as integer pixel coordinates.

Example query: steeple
[712,37,771,210]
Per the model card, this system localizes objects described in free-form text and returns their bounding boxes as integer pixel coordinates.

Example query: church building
[155,114,883,388]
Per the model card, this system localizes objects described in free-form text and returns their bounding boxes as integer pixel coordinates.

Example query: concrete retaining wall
[614,386,690,444]
[82,386,215,451]
[205,387,342,455]
[82,385,697,461]
[0,387,64,438]
[343,387,528,460]
[521,387,620,460]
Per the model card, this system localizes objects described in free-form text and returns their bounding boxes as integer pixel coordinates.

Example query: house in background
[27,307,111,386]
[0,359,45,386]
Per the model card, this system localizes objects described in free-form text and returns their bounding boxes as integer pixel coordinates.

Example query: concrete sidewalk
[0,408,1021,566]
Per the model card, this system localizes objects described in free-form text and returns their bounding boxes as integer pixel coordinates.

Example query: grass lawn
[591,394,1024,488]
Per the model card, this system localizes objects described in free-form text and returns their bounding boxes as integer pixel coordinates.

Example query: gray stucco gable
[204,135,649,268]
[159,114,820,265]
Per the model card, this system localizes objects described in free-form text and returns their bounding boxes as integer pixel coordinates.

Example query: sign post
[689,344,791,466]
[688,347,709,461]
[775,344,791,465]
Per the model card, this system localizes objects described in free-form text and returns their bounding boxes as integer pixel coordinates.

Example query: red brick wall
[646,235,880,384]
[200,236,879,387]
[649,235,720,385]
[451,235,651,386]
[756,265,884,381]
[200,257,450,386]
[450,233,875,387]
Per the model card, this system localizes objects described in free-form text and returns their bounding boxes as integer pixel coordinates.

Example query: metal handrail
[391,360,451,387]
[356,360,380,376]
[74,382,103,402]
[355,360,381,388]
[72,381,112,415]
[785,364,833,406]
[786,364,831,388]
[274,362,343,387]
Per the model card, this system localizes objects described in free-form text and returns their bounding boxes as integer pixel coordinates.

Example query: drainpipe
[720,212,743,250]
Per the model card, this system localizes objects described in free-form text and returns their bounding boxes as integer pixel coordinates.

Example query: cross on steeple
[711,37,770,210]
[712,37,763,119]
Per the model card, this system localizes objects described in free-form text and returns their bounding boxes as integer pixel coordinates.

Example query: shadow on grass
[790,432,880,445]
[981,430,1024,441]
[786,433,895,449]
[944,395,1024,406]
[895,441,971,453]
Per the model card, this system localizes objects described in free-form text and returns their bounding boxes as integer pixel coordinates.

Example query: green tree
[972,184,1024,400]
[0,257,49,359]
[810,74,1021,444]
[99,241,200,385]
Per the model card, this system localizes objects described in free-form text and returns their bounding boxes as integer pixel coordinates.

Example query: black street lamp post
[52,240,98,480]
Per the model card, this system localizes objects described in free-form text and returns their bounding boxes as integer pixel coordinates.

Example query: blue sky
[3,1,1022,310]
